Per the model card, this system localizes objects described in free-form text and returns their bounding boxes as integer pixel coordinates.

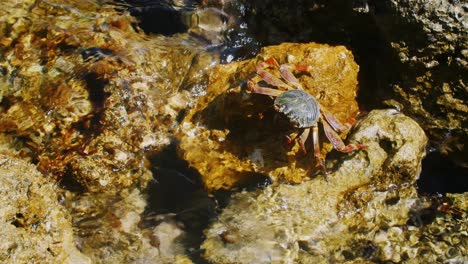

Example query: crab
[246,57,367,173]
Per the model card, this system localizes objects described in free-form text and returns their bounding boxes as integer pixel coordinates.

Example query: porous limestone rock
[372,0,468,164]
[179,42,363,190]
[0,154,90,263]
[199,109,464,264]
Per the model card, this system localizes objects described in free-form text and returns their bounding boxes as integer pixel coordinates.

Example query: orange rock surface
[178,42,361,190]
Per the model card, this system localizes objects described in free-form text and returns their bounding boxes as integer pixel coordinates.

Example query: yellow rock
[178,42,361,190]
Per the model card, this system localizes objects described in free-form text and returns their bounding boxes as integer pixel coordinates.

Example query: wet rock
[178,42,362,190]
[372,0,468,165]
[0,0,218,262]
[0,0,218,192]
[200,109,443,263]
[0,154,90,263]
[240,0,467,166]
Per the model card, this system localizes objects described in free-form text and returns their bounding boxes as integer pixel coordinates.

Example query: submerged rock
[198,109,465,263]
[0,0,217,192]
[65,189,192,263]
[0,154,90,263]
[0,0,217,262]
[179,42,362,190]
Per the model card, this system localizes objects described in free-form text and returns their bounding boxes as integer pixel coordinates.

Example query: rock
[0,0,217,262]
[0,154,90,263]
[372,0,468,165]
[178,42,362,190]
[1,0,465,263]
[236,0,467,165]
[200,109,450,263]
[0,0,218,192]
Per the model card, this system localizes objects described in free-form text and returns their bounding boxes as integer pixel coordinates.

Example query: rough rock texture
[240,0,467,165]
[200,109,464,263]
[373,0,467,164]
[179,42,362,190]
[0,0,216,192]
[0,154,90,263]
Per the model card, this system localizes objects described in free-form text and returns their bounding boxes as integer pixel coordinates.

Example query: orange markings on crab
[265,57,279,67]
[294,64,311,72]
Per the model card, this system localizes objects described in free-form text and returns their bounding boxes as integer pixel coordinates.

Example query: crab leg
[247,80,282,97]
[254,58,293,90]
[312,125,327,173]
[257,70,292,90]
[322,119,368,152]
[279,64,303,90]
[278,64,313,90]
[321,107,355,133]
[298,127,310,154]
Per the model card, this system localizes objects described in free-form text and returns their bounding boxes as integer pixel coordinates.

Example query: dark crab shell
[274,89,320,128]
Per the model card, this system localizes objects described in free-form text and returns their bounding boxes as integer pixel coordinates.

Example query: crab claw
[278,64,313,90]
